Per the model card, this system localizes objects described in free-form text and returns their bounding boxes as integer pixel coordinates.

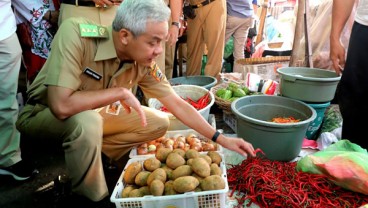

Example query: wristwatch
[171,21,181,28]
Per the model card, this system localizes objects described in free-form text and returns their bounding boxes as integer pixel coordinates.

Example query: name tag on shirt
[83,67,102,80]
[79,24,108,38]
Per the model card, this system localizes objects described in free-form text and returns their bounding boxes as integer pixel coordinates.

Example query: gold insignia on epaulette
[79,23,108,38]
[149,63,164,82]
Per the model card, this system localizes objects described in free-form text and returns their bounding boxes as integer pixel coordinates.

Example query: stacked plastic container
[277,67,341,140]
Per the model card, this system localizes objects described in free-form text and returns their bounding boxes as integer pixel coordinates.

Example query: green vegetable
[227,83,240,92]
[215,88,226,97]
[229,97,238,102]
[222,90,233,100]
[242,87,250,95]
[233,88,246,97]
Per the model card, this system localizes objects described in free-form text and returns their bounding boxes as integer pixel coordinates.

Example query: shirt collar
[94,26,117,62]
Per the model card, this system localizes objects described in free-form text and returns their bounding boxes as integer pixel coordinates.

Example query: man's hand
[120,88,147,127]
[166,25,180,47]
[330,39,345,75]
[92,0,116,7]
[217,135,256,158]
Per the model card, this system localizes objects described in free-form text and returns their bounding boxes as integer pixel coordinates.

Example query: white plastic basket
[148,85,215,131]
[110,154,229,208]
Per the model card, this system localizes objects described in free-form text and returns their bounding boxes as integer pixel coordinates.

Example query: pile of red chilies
[160,93,210,112]
[227,156,368,208]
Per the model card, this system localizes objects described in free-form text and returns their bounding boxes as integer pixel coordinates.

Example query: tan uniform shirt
[26,17,174,106]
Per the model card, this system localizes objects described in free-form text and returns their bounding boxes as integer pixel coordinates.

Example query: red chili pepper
[226,156,368,208]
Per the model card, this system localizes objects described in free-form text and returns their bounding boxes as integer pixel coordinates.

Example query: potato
[134,171,151,186]
[155,147,172,162]
[192,173,204,184]
[121,185,137,198]
[161,165,174,180]
[186,158,194,166]
[138,186,151,196]
[172,148,186,158]
[128,189,143,197]
[173,176,199,193]
[185,149,200,159]
[143,157,161,172]
[147,168,167,186]
[194,187,202,192]
[191,157,210,178]
[150,179,165,196]
[199,155,212,165]
[166,152,185,169]
[210,163,222,176]
[172,165,193,180]
[123,162,142,184]
[207,151,222,165]
[164,180,177,195]
[200,175,225,191]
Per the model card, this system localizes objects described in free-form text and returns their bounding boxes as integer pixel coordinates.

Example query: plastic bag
[297,140,368,195]
[224,36,234,59]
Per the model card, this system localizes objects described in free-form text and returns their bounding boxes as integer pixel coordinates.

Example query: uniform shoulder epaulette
[148,62,164,82]
[79,23,108,38]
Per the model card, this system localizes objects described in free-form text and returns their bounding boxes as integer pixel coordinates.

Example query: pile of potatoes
[121,148,226,198]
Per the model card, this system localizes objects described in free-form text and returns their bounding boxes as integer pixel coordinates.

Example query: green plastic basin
[231,95,316,161]
[169,75,217,90]
[277,67,341,103]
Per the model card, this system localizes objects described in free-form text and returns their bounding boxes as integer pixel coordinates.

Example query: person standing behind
[330,0,368,149]
[58,0,120,26]
[0,0,37,181]
[12,0,60,84]
[225,0,257,73]
[185,0,227,78]
[162,0,184,79]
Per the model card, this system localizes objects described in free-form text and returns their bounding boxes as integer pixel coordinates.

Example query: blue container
[305,102,331,140]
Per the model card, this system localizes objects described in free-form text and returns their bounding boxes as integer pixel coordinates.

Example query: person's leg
[337,22,368,149]
[0,33,22,168]
[102,106,169,160]
[165,41,175,79]
[202,0,226,77]
[186,8,205,76]
[17,105,107,201]
[156,40,166,75]
[232,17,253,72]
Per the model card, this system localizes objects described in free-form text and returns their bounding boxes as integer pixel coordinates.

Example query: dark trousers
[336,22,368,149]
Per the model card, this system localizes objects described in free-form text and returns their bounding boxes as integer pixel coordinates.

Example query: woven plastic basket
[210,82,236,114]
[236,56,290,65]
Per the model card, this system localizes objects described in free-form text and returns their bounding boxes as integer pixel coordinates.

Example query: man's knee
[64,111,103,147]
[146,112,170,139]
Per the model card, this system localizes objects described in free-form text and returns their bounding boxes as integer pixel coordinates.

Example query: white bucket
[148,85,215,130]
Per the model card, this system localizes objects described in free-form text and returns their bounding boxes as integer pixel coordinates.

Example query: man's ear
[119,29,130,45]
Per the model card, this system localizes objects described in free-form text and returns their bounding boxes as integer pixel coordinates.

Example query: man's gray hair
[112,0,171,36]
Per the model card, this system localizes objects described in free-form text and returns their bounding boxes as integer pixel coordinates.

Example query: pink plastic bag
[297,140,368,195]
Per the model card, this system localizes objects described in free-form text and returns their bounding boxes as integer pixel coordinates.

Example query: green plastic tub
[231,95,316,161]
[305,101,331,140]
[169,75,217,90]
[277,67,341,103]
